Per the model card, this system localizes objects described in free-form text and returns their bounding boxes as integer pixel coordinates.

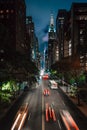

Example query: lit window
[69,42,72,56]
[31,30,34,32]
[80,38,83,43]
[79,15,87,20]
[80,56,84,59]
[6,10,9,13]
[0,49,4,53]
[21,43,24,47]
[0,58,4,62]
[80,30,83,34]
[0,10,3,13]
[69,43,71,48]
[69,49,71,56]
[29,21,31,23]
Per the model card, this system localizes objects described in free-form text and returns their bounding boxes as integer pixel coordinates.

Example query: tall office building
[56,9,69,60]
[26,16,40,67]
[0,0,26,61]
[70,3,87,70]
[34,36,40,69]
[48,14,57,69]
[26,16,34,60]
[26,16,35,61]
[56,3,87,71]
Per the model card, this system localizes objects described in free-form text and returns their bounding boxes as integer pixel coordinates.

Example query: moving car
[60,110,79,130]
[43,89,50,96]
[11,103,29,130]
[49,80,58,89]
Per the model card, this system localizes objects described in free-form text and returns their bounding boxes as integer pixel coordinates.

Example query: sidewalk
[0,90,23,120]
[60,86,87,117]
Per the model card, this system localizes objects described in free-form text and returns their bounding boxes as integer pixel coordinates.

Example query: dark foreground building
[0,0,26,62]
[71,3,87,70]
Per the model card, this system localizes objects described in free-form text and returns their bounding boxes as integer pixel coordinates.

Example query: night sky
[25,0,87,52]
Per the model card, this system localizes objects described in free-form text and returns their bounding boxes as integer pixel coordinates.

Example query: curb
[0,91,23,121]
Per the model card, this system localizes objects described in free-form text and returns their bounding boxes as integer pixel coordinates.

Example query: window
[0,58,4,62]
[69,40,72,56]
[80,30,83,34]
[0,49,4,53]
[0,10,3,13]
[6,10,9,13]
[79,15,87,20]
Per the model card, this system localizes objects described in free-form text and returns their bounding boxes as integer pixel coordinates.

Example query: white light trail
[11,113,21,130]
[18,113,26,130]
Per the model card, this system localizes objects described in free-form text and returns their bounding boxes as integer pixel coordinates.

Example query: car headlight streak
[11,113,21,130]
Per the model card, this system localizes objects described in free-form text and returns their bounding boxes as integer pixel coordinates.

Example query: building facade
[70,3,87,70]
[48,14,58,69]
[26,16,40,68]
[0,0,27,62]
[56,3,87,71]
[56,9,69,60]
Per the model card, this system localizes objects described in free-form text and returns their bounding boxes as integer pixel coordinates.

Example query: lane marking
[57,120,62,130]
[42,88,45,130]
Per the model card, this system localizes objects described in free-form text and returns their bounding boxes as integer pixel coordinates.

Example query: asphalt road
[22,86,42,130]
[23,80,66,130]
[0,79,87,130]
[43,80,87,130]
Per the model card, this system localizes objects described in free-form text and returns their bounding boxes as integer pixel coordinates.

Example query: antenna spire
[50,13,54,26]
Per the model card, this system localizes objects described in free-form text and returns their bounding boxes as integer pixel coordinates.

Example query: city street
[0,80,87,130]
[0,1,87,130]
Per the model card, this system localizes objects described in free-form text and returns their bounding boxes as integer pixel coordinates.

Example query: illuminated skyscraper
[26,16,40,68]
[48,14,58,69]
[56,9,68,60]
[56,3,87,71]
[70,3,87,70]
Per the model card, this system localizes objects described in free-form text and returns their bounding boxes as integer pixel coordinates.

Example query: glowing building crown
[49,14,56,32]
[50,14,54,26]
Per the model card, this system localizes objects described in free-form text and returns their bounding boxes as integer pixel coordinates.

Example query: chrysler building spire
[50,14,54,26]
[49,13,56,32]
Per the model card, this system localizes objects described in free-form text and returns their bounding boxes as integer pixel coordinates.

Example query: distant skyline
[25,0,87,52]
